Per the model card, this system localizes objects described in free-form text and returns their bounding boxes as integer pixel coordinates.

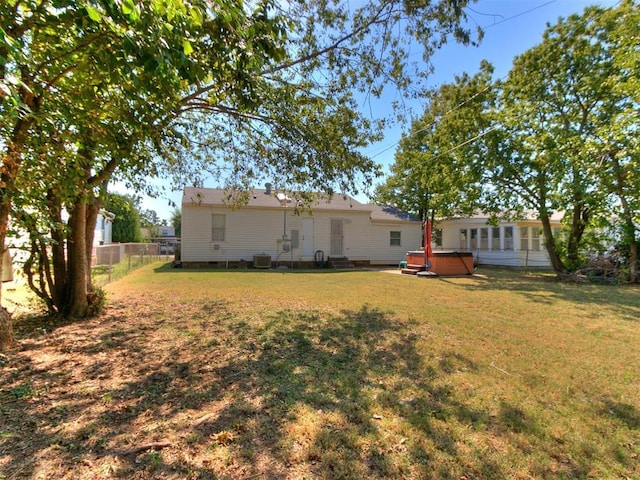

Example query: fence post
[109,246,113,282]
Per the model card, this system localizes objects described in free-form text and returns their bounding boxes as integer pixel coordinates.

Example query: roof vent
[265,183,272,194]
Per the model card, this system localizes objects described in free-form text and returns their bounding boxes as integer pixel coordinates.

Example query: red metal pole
[425,220,433,257]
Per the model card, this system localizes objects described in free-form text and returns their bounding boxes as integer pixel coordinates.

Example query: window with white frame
[212,214,226,241]
[504,226,514,250]
[470,229,478,250]
[459,229,468,250]
[553,227,563,242]
[433,228,443,247]
[491,227,500,250]
[520,227,529,251]
[291,230,299,249]
[480,227,489,250]
[390,231,401,246]
[531,227,541,251]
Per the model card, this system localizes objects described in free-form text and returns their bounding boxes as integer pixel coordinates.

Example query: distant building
[95,209,115,246]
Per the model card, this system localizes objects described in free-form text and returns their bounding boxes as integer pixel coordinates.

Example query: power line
[365,0,623,165]
[366,1,561,161]
[424,125,499,164]
[369,72,506,160]
[482,0,558,30]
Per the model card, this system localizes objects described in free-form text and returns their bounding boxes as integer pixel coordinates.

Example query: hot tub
[406,250,428,268]
[404,250,473,275]
[428,251,474,275]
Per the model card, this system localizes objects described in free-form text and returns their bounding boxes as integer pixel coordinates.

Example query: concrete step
[329,257,354,269]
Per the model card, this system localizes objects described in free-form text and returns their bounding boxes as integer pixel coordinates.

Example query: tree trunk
[67,200,90,318]
[0,306,13,351]
[566,202,589,270]
[610,153,639,283]
[540,213,566,274]
[0,230,13,350]
[628,238,639,284]
[47,190,69,311]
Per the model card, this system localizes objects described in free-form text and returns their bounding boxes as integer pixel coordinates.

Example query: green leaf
[189,7,204,26]
[85,6,102,22]
[121,0,135,15]
[182,39,193,56]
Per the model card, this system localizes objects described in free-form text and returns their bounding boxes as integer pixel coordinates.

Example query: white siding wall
[312,212,421,264]
[182,205,421,264]
[182,205,305,262]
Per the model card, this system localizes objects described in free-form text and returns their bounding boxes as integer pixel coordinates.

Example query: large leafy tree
[587,0,640,282]
[1,0,481,348]
[379,1,639,279]
[107,193,143,243]
[1,0,292,343]
[488,1,636,274]
[374,60,495,223]
[2,0,261,325]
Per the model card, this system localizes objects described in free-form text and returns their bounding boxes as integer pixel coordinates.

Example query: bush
[87,287,107,316]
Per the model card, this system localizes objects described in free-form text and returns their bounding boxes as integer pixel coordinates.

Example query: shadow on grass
[432,268,640,323]
[152,263,389,275]
[1,302,637,479]
[153,263,640,323]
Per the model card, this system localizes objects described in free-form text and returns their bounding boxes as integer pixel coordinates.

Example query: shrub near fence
[93,243,172,285]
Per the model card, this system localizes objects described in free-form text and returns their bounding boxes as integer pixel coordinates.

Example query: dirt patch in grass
[1,268,639,479]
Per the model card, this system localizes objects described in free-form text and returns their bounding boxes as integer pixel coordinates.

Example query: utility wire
[369,74,506,160]
[482,0,558,30]
[424,126,499,164]
[366,0,560,161]
[366,0,623,164]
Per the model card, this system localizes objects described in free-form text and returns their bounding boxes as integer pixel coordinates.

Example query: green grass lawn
[2,264,639,479]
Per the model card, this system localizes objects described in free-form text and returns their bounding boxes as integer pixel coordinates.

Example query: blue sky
[133,0,620,222]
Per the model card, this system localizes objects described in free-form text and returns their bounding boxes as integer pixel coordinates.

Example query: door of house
[302,218,314,257]
[330,219,344,256]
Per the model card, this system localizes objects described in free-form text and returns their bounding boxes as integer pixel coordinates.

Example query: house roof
[182,186,369,210]
[369,205,421,223]
[439,210,565,223]
[182,187,419,223]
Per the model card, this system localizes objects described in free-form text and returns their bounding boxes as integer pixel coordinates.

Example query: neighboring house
[92,209,116,265]
[95,209,115,246]
[143,225,179,254]
[141,225,176,239]
[181,186,421,267]
[159,225,176,238]
[435,212,564,269]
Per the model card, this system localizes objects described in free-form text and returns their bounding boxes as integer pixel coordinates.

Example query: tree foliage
[375,60,495,222]
[378,0,639,280]
[0,0,481,347]
[170,209,182,238]
[107,193,143,243]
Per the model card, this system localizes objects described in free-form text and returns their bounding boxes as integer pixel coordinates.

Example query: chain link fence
[93,243,175,285]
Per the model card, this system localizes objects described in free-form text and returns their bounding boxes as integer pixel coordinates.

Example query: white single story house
[434,212,564,269]
[94,209,115,246]
[181,186,421,268]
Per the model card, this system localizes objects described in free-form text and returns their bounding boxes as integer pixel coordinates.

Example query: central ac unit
[253,254,272,269]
